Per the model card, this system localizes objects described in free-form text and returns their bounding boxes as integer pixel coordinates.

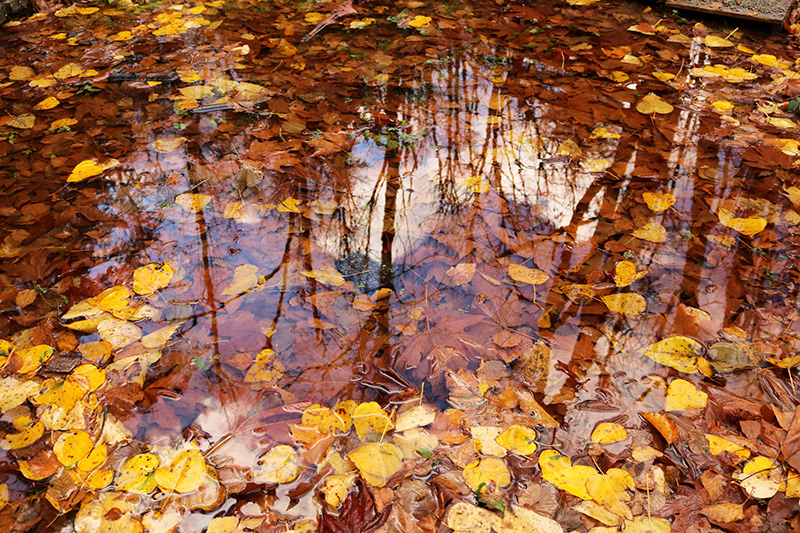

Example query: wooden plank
[665,0,792,24]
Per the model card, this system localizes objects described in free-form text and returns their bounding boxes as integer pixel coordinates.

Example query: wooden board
[666,0,793,24]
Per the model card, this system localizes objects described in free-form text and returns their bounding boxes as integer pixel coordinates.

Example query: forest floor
[2,0,800,531]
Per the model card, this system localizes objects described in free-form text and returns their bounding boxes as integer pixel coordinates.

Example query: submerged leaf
[601,293,646,315]
[252,445,300,484]
[348,442,403,487]
[641,336,702,373]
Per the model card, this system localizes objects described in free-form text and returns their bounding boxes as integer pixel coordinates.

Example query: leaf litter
[2,0,800,531]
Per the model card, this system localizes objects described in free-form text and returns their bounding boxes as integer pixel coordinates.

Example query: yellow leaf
[700,502,744,523]
[444,502,501,532]
[304,12,325,22]
[641,336,702,373]
[539,450,595,500]
[320,473,357,507]
[665,379,707,411]
[462,457,511,492]
[566,0,601,4]
[1,417,44,449]
[632,221,667,242]
[703,35,733,48]
[395,404,436,432]
[6,114,35,129]
[76,6,99,14]
[586,469,634,518]
[348,442,403,487]
[408,15,431,28]
[653,71,676,82]
[96,319,142,350]
[705,434,750,462]
[0,483,7,511]
[53,431,93,467]
[636,93,673,114]
[352,402,393,440]
[752,54,779,67]
[207,516,240,533]
[469,426,507,457]
[590,126,621,139]
[561,283,596,302]
[495,424,537,455]
[642,191,676,212]
[117,453,160,493]
[244,349,284,385]
[141,322,184,350]
[446,263,476,285]
[133,263,174,295]
[77,442,107,471]
[301,266,345,287]
[330,400,357,433]
[614,261,647,287]
[717,208,767,236]
[252,445,300,484]
[766,116,798,129]
[591,422,627,444]
[0,378,42,413]
[110,30,133,41]
[711,100,735,111]
[16,344,54,374]
[222,264,260,296]
[153,137,186,153]
[53,63,85,79]
[50,117,78,130]
[33,96,60,110]
[9,65,35,80]
[508,264,549,285]
[67,160,106,183]
[601,293,646,315]
[278,197,302,213]
[301,404,332,433]
[175,193,211,213]
[734,456,780,499]
[154,448,207,493]
[786,471,800,498]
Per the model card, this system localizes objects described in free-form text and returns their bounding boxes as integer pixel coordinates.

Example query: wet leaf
[700,502,744,523]
[321,473,357,507]
[632,222,667,242]
[132,263,174,295]
[154,448,207,493]
[67,159,120,183]
[175,193,212,213]
[244,348,284,385]
[446,263,476,285]
[641,336,702,373]
[586,469,634,518]
[703,36,733,48]
[469,426,507,456]
[408,15,431,28]
[33,96,60,110]
[352,402,393,440]
[53,431,93,467]
[539,450,595,500]
[116,454,160,493]
[252,445,300,484]
[444,501,501,532]
[642,192,676,212]
[1,416,44,449]
[462,456,511,492]
[705,435,750,462]
[222,264,261,296]
[601,293,646,315]
[717,208,767,236]
[0,378,42,413]
[97,319,142,350]
[6,113,35,129]
[636,93,673,114]
[347,442,403,487]
[591,422,627,444]
[508,264,549,285]
[665,379,707,411]
[494,424,537,455]
[301,266,345,286]
[734,456,780,499]
[15,344,54,374]
[614,261,647,287]
[395,404,436,432]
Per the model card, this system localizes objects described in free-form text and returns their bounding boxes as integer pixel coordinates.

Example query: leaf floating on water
[632,222,667,242]
[244,348,284,385]
[175,193,212,213]
[590,422,627,444]
[252,445,300,484]
[221,264,260,296]
[734,456,780,499]
[348,442,403,487]
[508,264,550,285]
[665,379,707,412]
[154,448,207,493]
[641,336,702,373]
[301,266,345,287]
[53,431,93,467]
[352,402,393,440]
[462,456,511,493]
[705,434,750,462]
[717,207,767,236]
[67,159,120,183]
[494,424,537,455]
[636,93,674,114]
[153,137,187,153]
[539,450,595,500]
[116,453,160,493]
[642,192,676,212]
[601,293,646,315]
[614,261,647,287]
[132,263,174,295]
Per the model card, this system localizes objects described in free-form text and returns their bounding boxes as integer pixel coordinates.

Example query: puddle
[2,0,800,530]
